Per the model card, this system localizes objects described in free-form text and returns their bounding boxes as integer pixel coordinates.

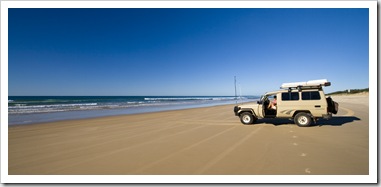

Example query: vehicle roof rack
[280,79,331,91]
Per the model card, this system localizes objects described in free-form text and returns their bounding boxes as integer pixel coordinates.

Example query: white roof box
[281,79,331,89]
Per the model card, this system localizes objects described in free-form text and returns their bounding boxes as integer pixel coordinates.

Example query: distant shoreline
[327,88,369,96]
[327,91,369,96]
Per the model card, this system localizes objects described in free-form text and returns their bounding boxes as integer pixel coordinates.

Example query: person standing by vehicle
[268,96,277,110]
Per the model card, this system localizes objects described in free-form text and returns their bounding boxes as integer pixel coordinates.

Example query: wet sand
[8,95,369,175]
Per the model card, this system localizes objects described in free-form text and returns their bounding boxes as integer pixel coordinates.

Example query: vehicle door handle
[315,105,321,108]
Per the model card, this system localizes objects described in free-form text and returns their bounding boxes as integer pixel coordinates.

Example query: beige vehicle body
[233,80,338,127]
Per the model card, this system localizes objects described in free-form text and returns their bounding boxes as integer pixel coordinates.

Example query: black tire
[294,112,312,127]
[332,101,339,114]
[326,97,338,114]
[240,112,256,125]
[327,97,332,111]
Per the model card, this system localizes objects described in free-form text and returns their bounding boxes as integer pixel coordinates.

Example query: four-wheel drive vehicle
[233,79,339,127]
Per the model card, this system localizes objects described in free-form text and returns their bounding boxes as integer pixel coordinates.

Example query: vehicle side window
[282,92,299,101]
[302,91,321,100]
[291,92,299,100]
[281,93,289,101]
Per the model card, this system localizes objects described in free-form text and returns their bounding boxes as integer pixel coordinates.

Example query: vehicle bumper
[234,106,240,116]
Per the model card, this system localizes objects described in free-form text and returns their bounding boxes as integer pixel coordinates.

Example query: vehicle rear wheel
[294,112,312,127]
[240,112,256,125]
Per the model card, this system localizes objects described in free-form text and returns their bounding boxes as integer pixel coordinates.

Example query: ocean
[8,96,258,125]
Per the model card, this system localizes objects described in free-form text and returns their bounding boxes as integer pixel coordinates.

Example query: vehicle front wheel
[240,112,256,125]
[294,112,312,127]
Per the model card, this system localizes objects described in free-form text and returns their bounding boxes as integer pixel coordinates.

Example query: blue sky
[8,8,369,96]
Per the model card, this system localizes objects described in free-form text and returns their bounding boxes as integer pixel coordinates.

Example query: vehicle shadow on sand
[255,116,361,127]
[314,116,361,126]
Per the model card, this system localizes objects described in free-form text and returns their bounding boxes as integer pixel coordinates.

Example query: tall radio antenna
[234,76,237,102]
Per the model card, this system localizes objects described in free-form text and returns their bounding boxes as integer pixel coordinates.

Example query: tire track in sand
[134,125,238,173]
[339,106,355,117]
[45,124,206,174]
[10,122,189,170]
[195,126,263,174]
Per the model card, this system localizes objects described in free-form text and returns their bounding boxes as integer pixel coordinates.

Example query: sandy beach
[8,94,369,175]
